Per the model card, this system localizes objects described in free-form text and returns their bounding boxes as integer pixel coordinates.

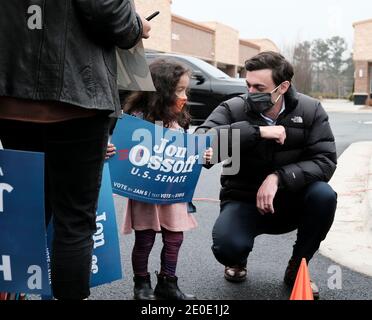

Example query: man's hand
[256,174,279,215]
[139,15,151,39]
[259,126,286,145]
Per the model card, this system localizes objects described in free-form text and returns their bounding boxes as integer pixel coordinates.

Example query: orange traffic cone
[289,258,314,300]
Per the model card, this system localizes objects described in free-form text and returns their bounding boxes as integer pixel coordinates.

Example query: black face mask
[248,92,275,114]
[247,84,282,114]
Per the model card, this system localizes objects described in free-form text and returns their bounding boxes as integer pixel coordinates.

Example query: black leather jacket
[0,1,143,114]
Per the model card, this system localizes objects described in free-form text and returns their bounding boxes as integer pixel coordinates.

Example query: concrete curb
[320,142,372,277]
[321,100,372,113]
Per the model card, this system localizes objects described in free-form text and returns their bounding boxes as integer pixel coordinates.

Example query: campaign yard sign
[109,114,212,204]
[0,149,51,295]
[90,163,122,287]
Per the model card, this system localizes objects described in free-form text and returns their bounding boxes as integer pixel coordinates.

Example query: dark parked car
[118,52,248,125]
[145,53,248,124]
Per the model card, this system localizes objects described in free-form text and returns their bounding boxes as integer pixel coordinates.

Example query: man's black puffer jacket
[0,1,143,114]
[197,86,337,202]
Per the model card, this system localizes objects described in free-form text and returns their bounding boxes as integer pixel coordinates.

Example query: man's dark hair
[245,51,294,86]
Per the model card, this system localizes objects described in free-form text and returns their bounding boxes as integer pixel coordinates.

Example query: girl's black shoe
[133,274,156,300]
[154,273,196,300]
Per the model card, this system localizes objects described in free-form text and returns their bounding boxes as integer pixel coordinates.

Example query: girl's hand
[105,143,116,160]
[203,147,213,164]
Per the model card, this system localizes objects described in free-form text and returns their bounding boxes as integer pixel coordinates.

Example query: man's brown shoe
[224,265,247,283]
[284,258,319,300]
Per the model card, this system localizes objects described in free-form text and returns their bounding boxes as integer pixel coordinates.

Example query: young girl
[107,59,212,300]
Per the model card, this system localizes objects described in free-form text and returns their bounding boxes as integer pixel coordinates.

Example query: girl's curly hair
[123,58,192,129]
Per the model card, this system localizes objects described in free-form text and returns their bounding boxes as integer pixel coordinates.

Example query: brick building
[134,0,279,77]
[171,15,215,62]
[353,19,372,105]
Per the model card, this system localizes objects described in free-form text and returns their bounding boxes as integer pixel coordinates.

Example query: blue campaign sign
[90,163,122,287]
[0,149,51,295]
[109,114,212,204]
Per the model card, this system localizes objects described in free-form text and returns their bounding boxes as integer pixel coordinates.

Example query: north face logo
[291,116,303,124]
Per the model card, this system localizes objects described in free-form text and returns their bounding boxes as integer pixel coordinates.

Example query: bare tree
[292,41,313,95]
[281,42,296,63]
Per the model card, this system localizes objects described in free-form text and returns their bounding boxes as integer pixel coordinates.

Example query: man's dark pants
[0,115,110,299]
[212,182,337,268]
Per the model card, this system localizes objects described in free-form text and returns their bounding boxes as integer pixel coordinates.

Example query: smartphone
[146,11,160,21]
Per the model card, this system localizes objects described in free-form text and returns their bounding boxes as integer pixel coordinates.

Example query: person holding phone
[0,0,151,300]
